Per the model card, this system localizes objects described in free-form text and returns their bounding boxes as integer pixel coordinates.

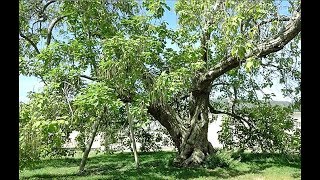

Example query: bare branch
[212,82,230,87]
[208,0,225,22]
[62,81,74,121]
[208,103,254,129]
[213,0,225,11]
[256,16,290,28]
[201,0,226,62]
[19,31,40,54]
[261,62,283,71]
[42,0,57,14]
[39,76,48,86]
[80,75,99,81]
[232,86,237,113]
[47,16,67,46]
[177,94,189,101]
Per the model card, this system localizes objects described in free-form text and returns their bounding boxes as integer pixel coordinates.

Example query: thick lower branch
[147,103,183,151]
[204,8,301,83]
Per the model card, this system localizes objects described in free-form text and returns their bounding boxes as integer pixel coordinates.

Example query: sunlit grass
[20,151,300,180]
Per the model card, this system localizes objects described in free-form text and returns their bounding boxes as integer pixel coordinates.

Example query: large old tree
[19,0,301,167]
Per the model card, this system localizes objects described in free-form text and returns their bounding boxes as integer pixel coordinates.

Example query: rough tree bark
[148,87,215,167]
[147,7,300,167]
[75,6,300,168]
[147,102,183,153]
[174,88,215,167]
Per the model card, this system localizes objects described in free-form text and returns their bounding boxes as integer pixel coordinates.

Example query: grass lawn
[20,151,300,180]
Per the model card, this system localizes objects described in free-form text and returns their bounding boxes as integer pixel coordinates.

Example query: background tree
[19,85,72,168]
[217,103,300,154]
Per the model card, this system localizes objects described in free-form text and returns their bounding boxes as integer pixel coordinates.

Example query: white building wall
[206,112,301,148]
[207,114,224,148]
[64,112,301,150]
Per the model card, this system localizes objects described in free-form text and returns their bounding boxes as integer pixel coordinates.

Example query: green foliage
[100,119,173,153]
[284,129,301,155]
[151,68,191,103]
[205,150,239,169]
[19,88,72,169]
[218,103,301,154]
[19,122,42,169]
[19,0,301,166]
[137,125,173,152]
[143,0,169,18]
[245,57,260,73]
[74,82,123,114]
[74,131,87,153]
[19,151,300,179]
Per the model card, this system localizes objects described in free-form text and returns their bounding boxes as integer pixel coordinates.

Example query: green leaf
[231,48,237,57]
[33,121,41,128]
[238,46,246,59]
[245,57,254,72]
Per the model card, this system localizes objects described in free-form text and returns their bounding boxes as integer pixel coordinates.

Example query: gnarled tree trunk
[148,87,215,167]
[147,7,301,167]
[174,90,215,167]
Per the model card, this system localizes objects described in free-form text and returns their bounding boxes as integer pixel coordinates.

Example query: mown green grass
[20,151,300,180]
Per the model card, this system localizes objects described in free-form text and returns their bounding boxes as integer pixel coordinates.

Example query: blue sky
[19,75,44,102]
[19,0,179,103]
[19,0,294,103]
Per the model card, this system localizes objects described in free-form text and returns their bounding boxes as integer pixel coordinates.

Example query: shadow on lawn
[26,164,271,180]
[23,151,137,170]
[238,152,301,169]
[74,160,271,179]
[23,151,300,180]
[23,157,81,171]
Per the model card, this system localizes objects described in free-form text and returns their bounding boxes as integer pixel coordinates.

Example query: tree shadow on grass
[292,172,301,179]
[77,155,273,179]
[238,153,301,169]
[22,151,154,171]
[23,151,299,180]
[23,173,79,180]
[91,164,272,179]
[22,164,271,180]
[23,157,82,171]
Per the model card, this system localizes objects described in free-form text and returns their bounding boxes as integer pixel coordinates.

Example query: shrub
[218,103,301,154]
[204,150,239,169]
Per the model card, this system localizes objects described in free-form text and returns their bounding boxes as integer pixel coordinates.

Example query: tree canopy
[19,0,301,168]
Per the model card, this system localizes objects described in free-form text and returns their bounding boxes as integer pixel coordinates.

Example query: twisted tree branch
[47,16,67,46]
[19,31,40,54]
[42,0,57,14]
[204,8,301,84]
[208,103,254,129]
